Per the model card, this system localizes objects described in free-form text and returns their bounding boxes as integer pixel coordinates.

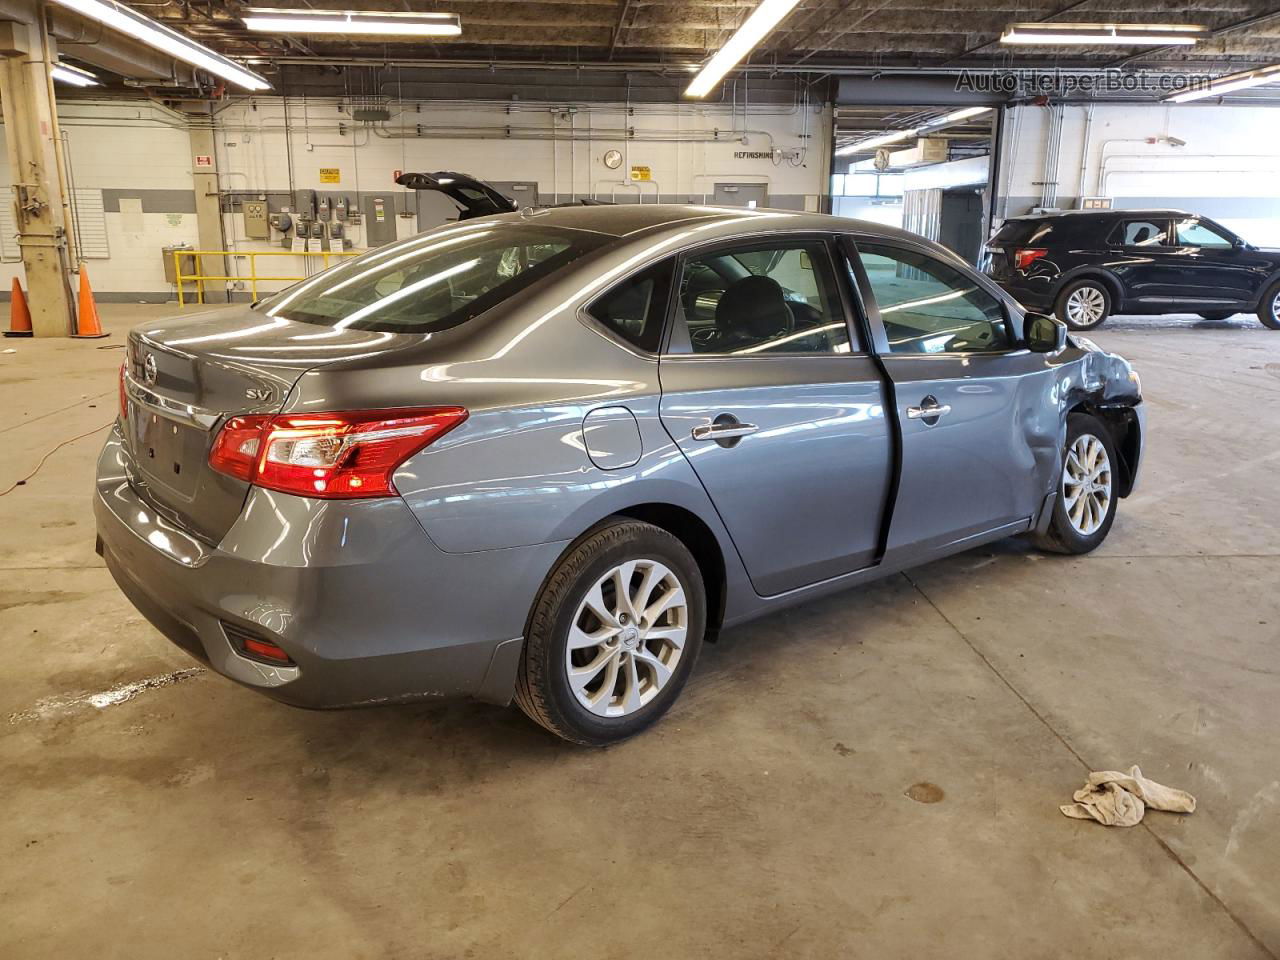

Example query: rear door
[1107,216,1179,304]
[846,235,1051,561]
[658,235,893,596]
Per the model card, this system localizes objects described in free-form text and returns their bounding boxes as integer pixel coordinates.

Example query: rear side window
[586,260,674,353]
[990,219,1047,246]
[262,224,607,333]
[1114,219,1170,247]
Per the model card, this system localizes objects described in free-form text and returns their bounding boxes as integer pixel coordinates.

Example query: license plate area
[129,408,206,500]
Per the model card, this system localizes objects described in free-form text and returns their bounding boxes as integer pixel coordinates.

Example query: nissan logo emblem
[142,353,158,385]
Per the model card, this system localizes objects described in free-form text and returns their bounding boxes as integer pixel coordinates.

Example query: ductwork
[0,0,196,85]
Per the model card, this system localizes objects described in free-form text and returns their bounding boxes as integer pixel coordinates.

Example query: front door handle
[906,398,952,422]
[692,420,759,441]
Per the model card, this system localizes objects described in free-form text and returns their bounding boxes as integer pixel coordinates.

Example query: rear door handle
[906,400,952,421]
[692,421,759,441]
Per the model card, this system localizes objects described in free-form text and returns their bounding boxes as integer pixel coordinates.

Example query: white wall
[998,102,1280,245]
[3,95,829,298]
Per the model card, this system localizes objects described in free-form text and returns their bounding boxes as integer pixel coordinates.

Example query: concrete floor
[2,305,1277,959]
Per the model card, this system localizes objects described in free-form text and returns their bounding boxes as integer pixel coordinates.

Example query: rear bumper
[94,427,562,708]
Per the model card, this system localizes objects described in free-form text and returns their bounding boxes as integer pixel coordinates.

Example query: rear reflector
[209,407,467,499]
[118,362,128,421]
[222,620,294,665]
[1014,247,1049,271]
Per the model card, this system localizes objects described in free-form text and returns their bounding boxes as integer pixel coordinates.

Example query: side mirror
[1025,312,1067,353]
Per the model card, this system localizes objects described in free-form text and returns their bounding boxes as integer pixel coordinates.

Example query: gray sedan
[95,205,1144,744]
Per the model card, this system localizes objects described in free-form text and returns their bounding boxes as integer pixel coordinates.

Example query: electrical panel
[318,196,331,220]
[293,189,316,219]
[309,221,324,240]
[362,195,397,246]
[243,199,270,239]
[334,197,347,221]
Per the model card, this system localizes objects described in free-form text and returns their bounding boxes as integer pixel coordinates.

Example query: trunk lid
[122,305,418,544]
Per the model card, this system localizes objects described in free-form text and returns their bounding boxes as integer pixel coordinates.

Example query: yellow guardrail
[173,248,360,307]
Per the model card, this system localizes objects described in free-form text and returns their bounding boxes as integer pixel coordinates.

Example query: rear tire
[1257,283,1280,330]
[1033,413,1119,555]
[1055,279,1111,331]
[514,519,705,745]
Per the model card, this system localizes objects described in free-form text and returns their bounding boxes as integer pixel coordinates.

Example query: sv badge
[245,387,274,402]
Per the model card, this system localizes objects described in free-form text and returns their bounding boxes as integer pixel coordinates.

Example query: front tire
[1257,282,1280,329]
[514,520,705,745]
[1055,279,1111,331]
[1033,413,1119,555]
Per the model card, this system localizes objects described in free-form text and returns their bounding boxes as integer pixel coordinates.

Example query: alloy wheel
[565,559,688,717]
[1062,433,1112,536]
[1066,286,1106,327]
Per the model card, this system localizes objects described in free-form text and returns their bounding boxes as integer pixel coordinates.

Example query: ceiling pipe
[0,0,196,84]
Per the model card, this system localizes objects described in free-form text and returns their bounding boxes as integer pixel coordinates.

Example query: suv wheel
[1198,311,1235,322]
[514,519,705,745]
[1257,283,1280,330]
[1033,413,1119,555]
[1056,279,1111,331]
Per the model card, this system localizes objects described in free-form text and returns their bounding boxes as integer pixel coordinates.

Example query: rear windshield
[990,219,1050,246]
[261,222,608,333]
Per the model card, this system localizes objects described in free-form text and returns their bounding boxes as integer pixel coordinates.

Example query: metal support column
[0,14,76,336]
[185,108,229,303]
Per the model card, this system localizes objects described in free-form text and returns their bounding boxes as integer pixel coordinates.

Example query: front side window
[858,243,1011,355]
[586,260,674,353]
[1117,220,1170,247]
[673,239,852,356]
[262,223,607,333]
[1175,218,1233,249]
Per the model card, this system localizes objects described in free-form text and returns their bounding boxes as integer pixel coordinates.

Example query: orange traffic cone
[5,278,32,337]
[72,266,108,339]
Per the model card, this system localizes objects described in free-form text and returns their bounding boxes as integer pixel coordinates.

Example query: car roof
[486,202,929,245]
[1006,208,1191,222]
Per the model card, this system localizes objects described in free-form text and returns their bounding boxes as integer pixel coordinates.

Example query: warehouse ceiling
[120,0,1280,74]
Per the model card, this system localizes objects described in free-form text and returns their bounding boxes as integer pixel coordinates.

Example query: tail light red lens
[209,407,467,499]
[1014,247,1049,271]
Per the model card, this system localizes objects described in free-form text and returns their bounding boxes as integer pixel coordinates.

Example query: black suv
[985,209,1280,331]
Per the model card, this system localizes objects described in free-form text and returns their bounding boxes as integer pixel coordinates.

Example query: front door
[659,236,893,597]
[1168,216,1271,309]
[849,237,1054,562]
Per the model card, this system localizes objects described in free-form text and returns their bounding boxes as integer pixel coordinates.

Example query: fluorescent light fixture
[834,107,991,157]
[1165,63,1280,102]
[242,9,461,36]
[1001,22,1206,45]
[48,0,270,90]
[685,0,802,98]
[51,62,100,87]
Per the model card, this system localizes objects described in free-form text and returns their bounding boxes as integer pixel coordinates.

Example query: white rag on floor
[1061,765,1197,827]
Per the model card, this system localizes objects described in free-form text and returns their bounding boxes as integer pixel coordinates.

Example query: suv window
[672,239,853,355]
[1174,218,1234,249]
[587,260,674,353]
[858,243,1011,355]
[262,224,607,333]
[1115,219,1170,247]
[990,219,1048,246]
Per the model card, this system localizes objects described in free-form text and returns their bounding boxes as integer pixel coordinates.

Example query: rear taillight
[1013,247,1049,271]
[209,407,467,499]
[118,362,128,421]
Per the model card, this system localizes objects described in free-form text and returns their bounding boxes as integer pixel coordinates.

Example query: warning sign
[194,155,213,168]
[630,165,652,182]
[319,167,341,184]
